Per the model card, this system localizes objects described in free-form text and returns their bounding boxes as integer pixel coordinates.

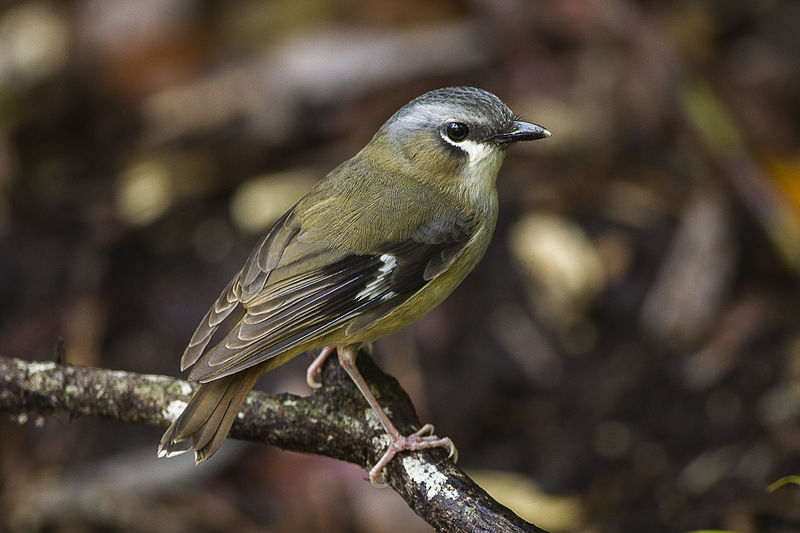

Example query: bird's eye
[445,122,469,142]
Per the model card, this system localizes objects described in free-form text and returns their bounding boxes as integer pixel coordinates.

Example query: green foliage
[767,475,800,492]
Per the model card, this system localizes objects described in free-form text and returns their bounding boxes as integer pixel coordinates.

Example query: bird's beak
[493,121,551,144]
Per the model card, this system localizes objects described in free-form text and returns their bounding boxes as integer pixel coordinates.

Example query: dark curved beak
[493,120,551,144]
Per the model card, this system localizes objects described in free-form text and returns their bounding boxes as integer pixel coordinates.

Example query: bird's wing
[179,207,300,371]
[185,212,474,383]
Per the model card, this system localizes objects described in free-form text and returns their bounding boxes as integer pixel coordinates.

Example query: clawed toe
[306,347,335,389]
[368,426,458,487]
[334,346,457,488]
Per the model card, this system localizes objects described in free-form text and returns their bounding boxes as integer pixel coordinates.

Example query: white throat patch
[440,132,504,210]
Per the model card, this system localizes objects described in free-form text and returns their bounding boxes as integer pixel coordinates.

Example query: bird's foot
[369,423,458,487]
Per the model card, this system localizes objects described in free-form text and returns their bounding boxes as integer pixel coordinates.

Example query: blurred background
[1,0,799,531]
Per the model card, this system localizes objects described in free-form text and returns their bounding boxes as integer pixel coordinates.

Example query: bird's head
[366,87,550,209]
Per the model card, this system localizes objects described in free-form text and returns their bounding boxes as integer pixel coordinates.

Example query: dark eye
[445,122,469,142]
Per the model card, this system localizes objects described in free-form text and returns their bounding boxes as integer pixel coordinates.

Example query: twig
[0,353,547,533]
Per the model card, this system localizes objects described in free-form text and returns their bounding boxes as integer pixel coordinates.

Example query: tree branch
[0,353,548,533]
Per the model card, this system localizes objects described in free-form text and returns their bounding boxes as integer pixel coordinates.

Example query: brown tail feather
[158,369,259,462]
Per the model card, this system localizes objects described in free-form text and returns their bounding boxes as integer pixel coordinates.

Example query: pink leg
[306,346,336,389]
[337,345,457,487]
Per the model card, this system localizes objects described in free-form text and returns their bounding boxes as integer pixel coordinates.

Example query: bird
[158,86,550,485]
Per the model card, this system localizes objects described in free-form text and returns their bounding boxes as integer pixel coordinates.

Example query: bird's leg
[306,346,336,389]
[337,345,457,487]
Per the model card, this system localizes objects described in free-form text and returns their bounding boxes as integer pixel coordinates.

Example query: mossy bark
[0,352,547,533]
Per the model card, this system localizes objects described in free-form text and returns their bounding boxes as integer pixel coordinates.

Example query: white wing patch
[356,254,397,301]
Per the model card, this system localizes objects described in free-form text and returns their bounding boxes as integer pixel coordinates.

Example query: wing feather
[183,209,475,383]
[239,208,300,301]
[180,276,239,370]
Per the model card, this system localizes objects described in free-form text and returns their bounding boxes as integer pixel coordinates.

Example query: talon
[306,347,335,389]
[306,369,322,389]
[415,423,435,437]
[367,427,457,487]
[448,441,459,462]
[369,464,390,487]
